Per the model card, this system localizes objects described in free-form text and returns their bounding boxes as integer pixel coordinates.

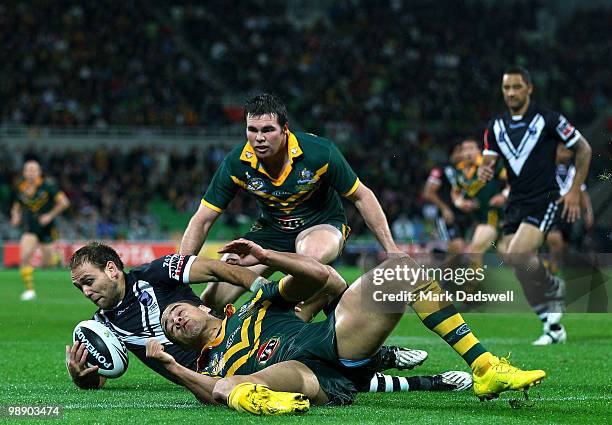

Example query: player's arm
[179,203,221,255]
[345,183,401,254]
[187,256,259,290]
[450,186,477,212]
[65,342,107,390]
[10,201,21,227]
[219,239,331,302]
[423,176,454,224]
[146,339,219,404]
[478,126,499,182]
[559,137,592,222]
[40,192,70,226]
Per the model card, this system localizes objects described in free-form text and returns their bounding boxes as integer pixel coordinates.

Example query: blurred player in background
[180,93,401,314]
[10,159,70,301]
[423,143,471,254]
[479,66,592,345]
[453,138,509,262]
[546,144,594,270]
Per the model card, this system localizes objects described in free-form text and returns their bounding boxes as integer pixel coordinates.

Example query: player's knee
[297,241,339,263]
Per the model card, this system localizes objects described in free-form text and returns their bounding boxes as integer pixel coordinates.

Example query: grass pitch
[0,268,610,424]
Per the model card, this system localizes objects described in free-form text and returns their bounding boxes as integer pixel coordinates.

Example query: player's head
[244,93,289,160]
[461,139,480,165]
[449,143,463,165]
[23,159,42,182]
[502,65,533,113]
[162,301,214,350]
[69,242,126,309]
[556,144,574,165]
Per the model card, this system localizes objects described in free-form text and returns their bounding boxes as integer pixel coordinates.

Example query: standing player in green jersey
[11,159,70,300]
[180,93,401,312]
[452,139,509,259]
[147,239,546,415]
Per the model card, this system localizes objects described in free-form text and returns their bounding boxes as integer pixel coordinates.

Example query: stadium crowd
[0,1,609,245]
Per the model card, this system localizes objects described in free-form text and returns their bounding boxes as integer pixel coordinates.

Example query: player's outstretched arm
[345,183,402,254]
[179,203,221,255]
[65,342,106,390]
[219,239,330,300]
[146,339,219,404]
[187,257,259,290]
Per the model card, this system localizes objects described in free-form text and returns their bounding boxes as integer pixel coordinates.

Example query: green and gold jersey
[202,131,359,232]
[14,178,63,222]
[197,279,309,377]
[455,156,506,225]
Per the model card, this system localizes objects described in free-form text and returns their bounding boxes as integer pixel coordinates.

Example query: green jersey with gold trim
[202,131,359,232]
[197,279,309,377]
[456,156,506,207]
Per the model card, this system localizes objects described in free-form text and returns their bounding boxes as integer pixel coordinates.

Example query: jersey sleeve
[248,278,295,307]
[426,167,443,186]
[136,254,198,287]
[45,181,61,200]
[548,111,582,149]
[482,121,500,156]
[201,158,239,213]
[327,144,360,197]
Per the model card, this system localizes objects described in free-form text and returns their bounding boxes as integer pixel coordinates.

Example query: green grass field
[1,268,610,424]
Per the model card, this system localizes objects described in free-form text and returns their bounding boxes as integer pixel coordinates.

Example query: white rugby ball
[72,320,129,378]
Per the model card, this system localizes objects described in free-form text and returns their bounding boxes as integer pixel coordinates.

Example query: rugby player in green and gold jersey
[180,93,401,313]
[11,159,70,301]
[147,239,546,415]
[452,139,509,257]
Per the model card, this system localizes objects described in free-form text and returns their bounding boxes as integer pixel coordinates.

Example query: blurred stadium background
[0,0,610,267]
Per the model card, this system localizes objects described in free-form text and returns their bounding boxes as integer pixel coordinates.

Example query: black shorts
[549,219,573,241]
[436,213,472,241]
[22,218,58,244]
[503,201,560,236]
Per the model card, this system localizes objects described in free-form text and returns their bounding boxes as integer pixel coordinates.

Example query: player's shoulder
[293,131,336,152]
[531,104,561,121]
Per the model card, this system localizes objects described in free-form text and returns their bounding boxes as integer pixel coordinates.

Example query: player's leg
[506,222,566,344]
[293,224,347,320]
[545,229,565,275]
[365,371,473,393]
[213,360,324,414]
[19,233,39,300]
[467,224,498,254]
[334,256,545,399]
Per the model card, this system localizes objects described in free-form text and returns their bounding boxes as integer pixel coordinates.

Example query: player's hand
[557,190,581,223]
[458,199,479,213]
[219,239,268,263]
[66,342,99,380]
[478,162,494,182]
[146,339,177,366]
[38,213,53,226]
[441,207,455,224]
[488,194,507,208]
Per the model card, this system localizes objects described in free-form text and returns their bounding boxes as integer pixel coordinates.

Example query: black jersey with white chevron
[92,254,202,383]
[483,103,581,205]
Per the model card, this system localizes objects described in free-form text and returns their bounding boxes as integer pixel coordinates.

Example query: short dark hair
[503,65,532,86]
[69,242,124,271]
[244,93,288,127]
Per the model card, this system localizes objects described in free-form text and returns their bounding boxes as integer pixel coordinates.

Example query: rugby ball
[72,320,129,378]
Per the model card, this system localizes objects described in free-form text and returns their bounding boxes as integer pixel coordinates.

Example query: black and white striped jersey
[93,254,203,383]
[483,103,581,206]
[556,163,586,197]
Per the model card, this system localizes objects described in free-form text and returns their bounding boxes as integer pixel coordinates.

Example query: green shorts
[283,313,382,406]
[242,219,350,253]
[22,217,57,244]
[476,207,503,227]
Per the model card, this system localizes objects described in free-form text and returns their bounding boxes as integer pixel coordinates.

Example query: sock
[410,280,493,375]
[515,258,559,321]
[20,266,34,291]
[368,374,411,392]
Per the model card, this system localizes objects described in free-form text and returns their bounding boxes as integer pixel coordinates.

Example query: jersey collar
[239,131,304,185]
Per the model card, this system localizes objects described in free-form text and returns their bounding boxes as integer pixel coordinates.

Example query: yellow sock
[410,280,494,374]
[20,266,34,291]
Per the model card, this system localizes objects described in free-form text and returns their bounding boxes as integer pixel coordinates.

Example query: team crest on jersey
[138,291,154,307]
[297,168,315,184]
[257,338,281,365]
[247,177,265,191]
[209,352,226,375]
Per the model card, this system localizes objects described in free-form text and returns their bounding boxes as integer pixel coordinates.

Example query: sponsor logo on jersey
[257,338,281,365]
[508,122,526,129]
[247,177,265,191]
[556,116,575,140]
[277,216,305,230]
[209,352,226,375]
[272,190,292,197]
[163,254,186,281]
[226,327,240,348]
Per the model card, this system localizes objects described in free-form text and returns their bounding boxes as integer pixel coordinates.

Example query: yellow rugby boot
[473,356,546,401]
[228,383,310,415]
